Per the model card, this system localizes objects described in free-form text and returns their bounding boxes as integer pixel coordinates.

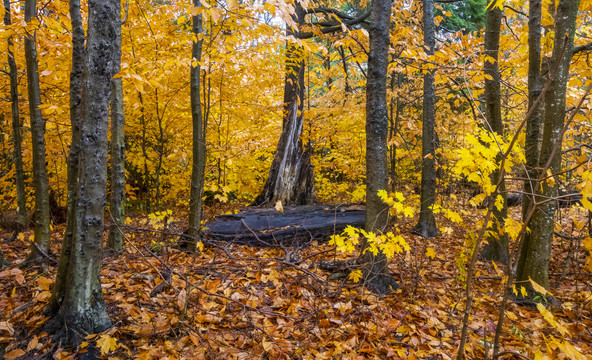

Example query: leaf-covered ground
[1,205,591,359]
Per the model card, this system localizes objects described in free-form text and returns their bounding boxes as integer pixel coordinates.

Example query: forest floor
[1,202,591,359]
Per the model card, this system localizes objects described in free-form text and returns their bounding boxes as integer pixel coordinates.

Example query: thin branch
[573,42,592,55]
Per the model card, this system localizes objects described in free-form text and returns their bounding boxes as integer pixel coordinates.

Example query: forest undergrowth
[1,199,591,359]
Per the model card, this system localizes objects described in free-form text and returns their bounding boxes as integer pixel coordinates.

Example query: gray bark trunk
[47,0,85,315]
[412,0,439,238]
[4,0,27,231]
[24,0,51,264]
[252,3,314,206]
[516,0,580,292]
[107,7,125,252]
[360,0,398,295]
[187,0,206,252]
[480,5,508,263]
[47,0,117,343]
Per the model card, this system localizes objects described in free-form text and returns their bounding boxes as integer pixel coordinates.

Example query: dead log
[202,205,365,247]
[479,191,584,209]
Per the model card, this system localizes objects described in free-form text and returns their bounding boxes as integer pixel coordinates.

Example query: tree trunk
[4,0,27,231]
[252,3,314,206]
[516,0,580,293]
[107,6,125,252]
[47,0,117,343]
[359,0,398,295]
[47,0,85,316]
[187,0,206,252]
[480,4,508,263]
[412,0,439,238]
[23,0,51,265]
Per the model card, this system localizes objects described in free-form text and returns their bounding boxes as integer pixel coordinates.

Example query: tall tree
[187,0,206,252]
[516,0,581,293]
[3,0,27,231]
[480,2,508,263]
[412,0,439,238]
[23,0,51,264]
[47,0,117,342]
[107,3,126,252]
[360,0,398,295]
[47,0,85,315]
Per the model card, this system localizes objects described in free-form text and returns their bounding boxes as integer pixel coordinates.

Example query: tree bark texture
[47,0,85,315]
[413,0,439,238]
[480,5,508,263]
[48,0,117,342]
[4,0,27,231]
[516,0,580,292]
[107,3,125,252]
[24,0,51,263]
[187,0,206,252]
[252,3,314,207]
[522,0,543,227]
[360,0,398,295]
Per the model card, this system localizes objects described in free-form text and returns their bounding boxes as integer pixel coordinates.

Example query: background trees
[0,0,591,357]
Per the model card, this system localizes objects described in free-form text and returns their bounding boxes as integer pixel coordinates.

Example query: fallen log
[202,205,365,247]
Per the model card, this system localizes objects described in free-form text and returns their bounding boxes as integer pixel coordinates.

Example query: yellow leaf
[96,334,118,356]
[546,169,555,187]
[275,200,284,213]
[425,247,436,259]
[529,278,552,297]
[349,269,363,283]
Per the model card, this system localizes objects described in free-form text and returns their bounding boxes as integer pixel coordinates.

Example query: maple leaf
[96,334,118,356]
[349,270,363,283]
[425,247,436,259]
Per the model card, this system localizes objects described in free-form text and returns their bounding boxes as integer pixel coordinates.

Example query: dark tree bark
[47,0,85,315]
[359,0,398,295]
[412,0,439,238]
[252,2,314,207]
[480,4,508,263]
[107,5,125,252]
[23,0,51,265]
[47,0,117,343]
[187,0,206,252]
[4,0,27,231]
[516,0,580,293]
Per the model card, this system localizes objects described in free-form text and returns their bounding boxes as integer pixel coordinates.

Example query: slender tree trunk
[187,0,206,252]
[516,0,580,293]
[23,0,51,265]
[107,5,125,252]
[47,0,117,343]
[359,0,398,295]
[252,2,314,206]
[47,0,85,315]
[4,0,27,231]
[480,4,508,263]
[412,0,439,238]
[517,0,543,280]
[138,92,151,212]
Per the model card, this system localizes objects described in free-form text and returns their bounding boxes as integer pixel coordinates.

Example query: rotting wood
[200,205,365,247]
